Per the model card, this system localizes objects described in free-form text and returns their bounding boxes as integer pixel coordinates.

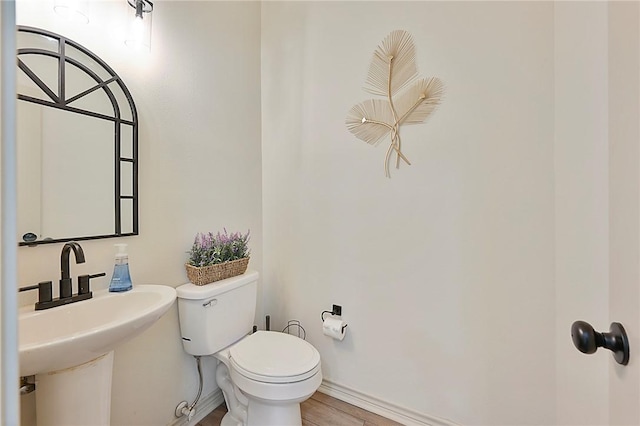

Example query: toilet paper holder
[321,305,348,332]
[322,304,342,319]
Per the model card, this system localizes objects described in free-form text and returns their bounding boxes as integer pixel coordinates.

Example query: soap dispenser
[109,243,133,292]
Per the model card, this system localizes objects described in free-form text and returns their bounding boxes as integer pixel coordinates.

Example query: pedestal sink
[19,284,176,426]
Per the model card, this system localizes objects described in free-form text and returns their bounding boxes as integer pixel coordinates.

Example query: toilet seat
[229,331,321,384]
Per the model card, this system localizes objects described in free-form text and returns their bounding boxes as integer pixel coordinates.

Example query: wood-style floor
[196,391,404,426]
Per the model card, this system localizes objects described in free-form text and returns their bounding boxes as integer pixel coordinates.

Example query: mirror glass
[16,26,138,246]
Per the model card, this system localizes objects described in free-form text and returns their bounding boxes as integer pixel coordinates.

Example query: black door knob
[571,321,629,365]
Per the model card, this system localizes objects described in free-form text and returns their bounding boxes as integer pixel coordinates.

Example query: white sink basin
[19,284,176,377]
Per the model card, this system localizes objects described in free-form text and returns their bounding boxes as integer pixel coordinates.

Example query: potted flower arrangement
[185,229,250,285]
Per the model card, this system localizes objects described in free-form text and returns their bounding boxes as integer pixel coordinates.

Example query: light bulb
[124,0,153,52]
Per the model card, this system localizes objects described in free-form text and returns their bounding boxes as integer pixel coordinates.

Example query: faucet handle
[20,282,53,309]
[35,281,53,309]
[78,273,106,296]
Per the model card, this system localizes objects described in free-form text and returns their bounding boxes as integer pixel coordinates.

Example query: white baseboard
[167,388,225,426]
[318,379,459,426]
[167,380,458,426]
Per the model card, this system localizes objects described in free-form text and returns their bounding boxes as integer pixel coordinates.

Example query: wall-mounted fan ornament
[346,30,444,178]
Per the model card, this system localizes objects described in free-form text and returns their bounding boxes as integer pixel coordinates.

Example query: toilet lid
[229,331,320,384]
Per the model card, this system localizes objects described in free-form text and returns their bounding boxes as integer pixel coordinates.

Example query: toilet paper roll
[323,316,347,341]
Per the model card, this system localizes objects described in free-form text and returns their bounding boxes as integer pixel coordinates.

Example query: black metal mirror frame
[17,26,139,246]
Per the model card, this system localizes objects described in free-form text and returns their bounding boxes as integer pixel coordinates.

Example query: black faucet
[60,242,85,299]
[20,242,105,310]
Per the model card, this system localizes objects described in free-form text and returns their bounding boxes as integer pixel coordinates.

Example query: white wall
[262,2,556,425]
[15,1,262,425]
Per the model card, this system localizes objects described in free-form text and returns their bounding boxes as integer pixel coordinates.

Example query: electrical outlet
[332,304,342,316]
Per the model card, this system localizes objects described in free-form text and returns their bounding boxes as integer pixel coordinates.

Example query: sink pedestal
[20,285,177,425]
[35,351,114,426]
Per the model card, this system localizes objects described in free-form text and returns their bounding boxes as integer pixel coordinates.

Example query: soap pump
[108,243,133,292]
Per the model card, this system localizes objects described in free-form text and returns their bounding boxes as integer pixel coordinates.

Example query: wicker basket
[185,257,250,286]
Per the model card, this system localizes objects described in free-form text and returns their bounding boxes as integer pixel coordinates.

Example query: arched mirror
[16,26,138,246]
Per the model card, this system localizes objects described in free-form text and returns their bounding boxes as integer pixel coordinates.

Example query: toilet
[176,271,322,426]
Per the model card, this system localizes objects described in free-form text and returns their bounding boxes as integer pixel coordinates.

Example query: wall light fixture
[124,0,153,51]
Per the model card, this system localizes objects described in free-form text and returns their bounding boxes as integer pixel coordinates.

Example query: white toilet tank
[176,271,258,356]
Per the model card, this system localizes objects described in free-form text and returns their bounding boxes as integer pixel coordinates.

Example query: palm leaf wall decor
[346,30,444,177]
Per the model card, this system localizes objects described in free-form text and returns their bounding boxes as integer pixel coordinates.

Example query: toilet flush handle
[203,298,217,308]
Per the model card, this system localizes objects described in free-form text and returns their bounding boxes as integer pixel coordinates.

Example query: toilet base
[220,412,244,426]
[220,401,301,426]
[247,399,302,426]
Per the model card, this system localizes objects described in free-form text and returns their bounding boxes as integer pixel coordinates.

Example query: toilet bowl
[216,331,322,425]
[176,272,322,426]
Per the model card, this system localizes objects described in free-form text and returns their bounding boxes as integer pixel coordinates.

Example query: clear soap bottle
[109,243,133,292]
